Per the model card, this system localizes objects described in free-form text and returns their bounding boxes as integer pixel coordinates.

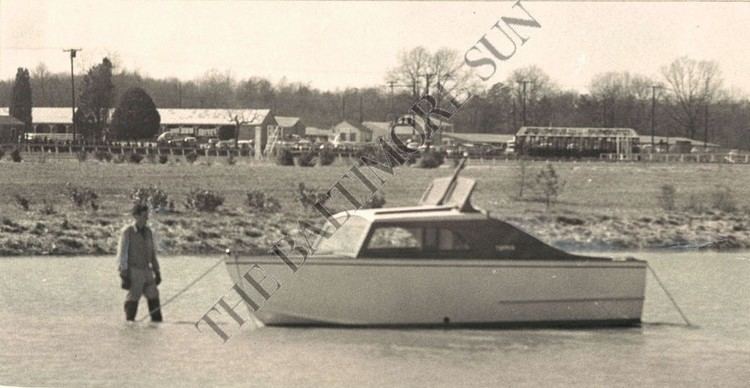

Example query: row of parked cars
[156,133,255,149]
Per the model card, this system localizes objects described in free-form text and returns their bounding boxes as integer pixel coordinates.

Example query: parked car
[237,140,254,149]
[294,139,312,152]
[216,140,236,149]
[182,136,198,146]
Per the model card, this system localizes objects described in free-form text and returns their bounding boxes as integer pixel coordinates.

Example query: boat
[225,160,647,327]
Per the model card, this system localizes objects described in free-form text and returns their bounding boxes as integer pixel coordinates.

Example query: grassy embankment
[1,155,750,256]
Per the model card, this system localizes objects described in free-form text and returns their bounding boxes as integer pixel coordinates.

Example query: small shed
[0,115,24,143]
[332,120,371,143]
[274,116,305,139]
[304,126,331,142]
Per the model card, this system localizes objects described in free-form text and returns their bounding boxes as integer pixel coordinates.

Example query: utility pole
[423,73,435,97]
[703,102,709,150]
[63,48,81,142]
[650,85,661,151]
[178,82,183,108]
[341,94,346,121]
[386,81,412,122]
[387,81,395,120]
[517,80,529,126]
[512,95,517,131]
[358,93,363,124]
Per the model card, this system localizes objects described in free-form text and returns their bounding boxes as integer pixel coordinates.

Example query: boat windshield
[312,215,369,257]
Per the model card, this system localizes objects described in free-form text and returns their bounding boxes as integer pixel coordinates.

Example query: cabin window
[368,227,422,249]
[363,226,470,257]
[438,228,470,251]
[313,215,369,257]
[422,227,469,251]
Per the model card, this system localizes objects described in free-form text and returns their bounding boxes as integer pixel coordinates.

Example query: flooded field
[1,251,748,387]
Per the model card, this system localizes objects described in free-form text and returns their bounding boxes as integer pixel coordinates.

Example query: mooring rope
[647,262,692,327]
[136,254,227,322]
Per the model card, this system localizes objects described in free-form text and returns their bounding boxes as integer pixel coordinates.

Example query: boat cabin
[314,161,608,262]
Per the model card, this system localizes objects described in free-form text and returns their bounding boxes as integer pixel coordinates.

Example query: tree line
[2,48,749,148]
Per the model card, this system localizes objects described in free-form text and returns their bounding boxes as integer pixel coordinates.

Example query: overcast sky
[1,1,749,94]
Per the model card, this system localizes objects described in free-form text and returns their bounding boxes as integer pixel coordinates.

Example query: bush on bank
[184,189,224,212]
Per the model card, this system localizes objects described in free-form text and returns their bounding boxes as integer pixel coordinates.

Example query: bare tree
[32,63,50,106]
[387,46,431,99]
[197,69,236,108]
[227,110,261,146]
[661,56,722,139]
[505,66,557,126]
[589,72,655,129]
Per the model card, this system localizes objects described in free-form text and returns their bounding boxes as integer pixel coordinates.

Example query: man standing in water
[118,204,163,322]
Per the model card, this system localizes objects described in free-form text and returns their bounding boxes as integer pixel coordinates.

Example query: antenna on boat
[418,157,475,208]
[435,157,467,205]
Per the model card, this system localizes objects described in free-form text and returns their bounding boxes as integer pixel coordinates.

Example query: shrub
[131,186,169,212]
[66,184,99,211]
[0,148,4,160]
[515,157,530,199]
[76,151,88,162]
[158,154,169,164]
[40,201,56,215]
[246,190,282,212]
[113,153,127,164]
[296,182,328,211]
[533,163,565,210]
[184,189,224,212]
[145,153,157,164]
[296,150,316,167]
[363,192,386,209]
[94,150,112,162]
[658,184,676,211]
[319,148,336,166]
[416,150,444,168]
[128,152,143,164]
[711,185,737,213]
[685,193,706,213]
[274,148,294,166]
[14,194,31,211]
[185,151,199,164]
[355,145,379,162]
[10,148,22,162]
[226,154,236,166]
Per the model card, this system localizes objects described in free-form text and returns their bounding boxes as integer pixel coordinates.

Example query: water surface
[1,251,748,387]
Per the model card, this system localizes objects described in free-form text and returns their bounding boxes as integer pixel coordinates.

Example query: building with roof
[0,115,24,143]
[274,116,305,139]
[0,107,278,149]
[158,108,276,143]
[638,135,720,153]
[304,126,331,142]
[442,133,515,147]
[515,126,640,157]
[361,121,391,140]
[0,107,74,141]
[332,120,371,143]
[361,115,450,145]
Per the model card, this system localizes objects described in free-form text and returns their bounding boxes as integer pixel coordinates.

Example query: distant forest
[1,48,749,149]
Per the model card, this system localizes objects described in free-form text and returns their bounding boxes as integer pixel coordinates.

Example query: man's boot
[124,301,138,321]
[147,298,163,322]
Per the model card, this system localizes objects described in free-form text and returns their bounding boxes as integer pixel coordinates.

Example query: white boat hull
[225,256,646,327]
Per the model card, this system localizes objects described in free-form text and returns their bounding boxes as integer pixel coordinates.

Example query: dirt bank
[2,207,748,257]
